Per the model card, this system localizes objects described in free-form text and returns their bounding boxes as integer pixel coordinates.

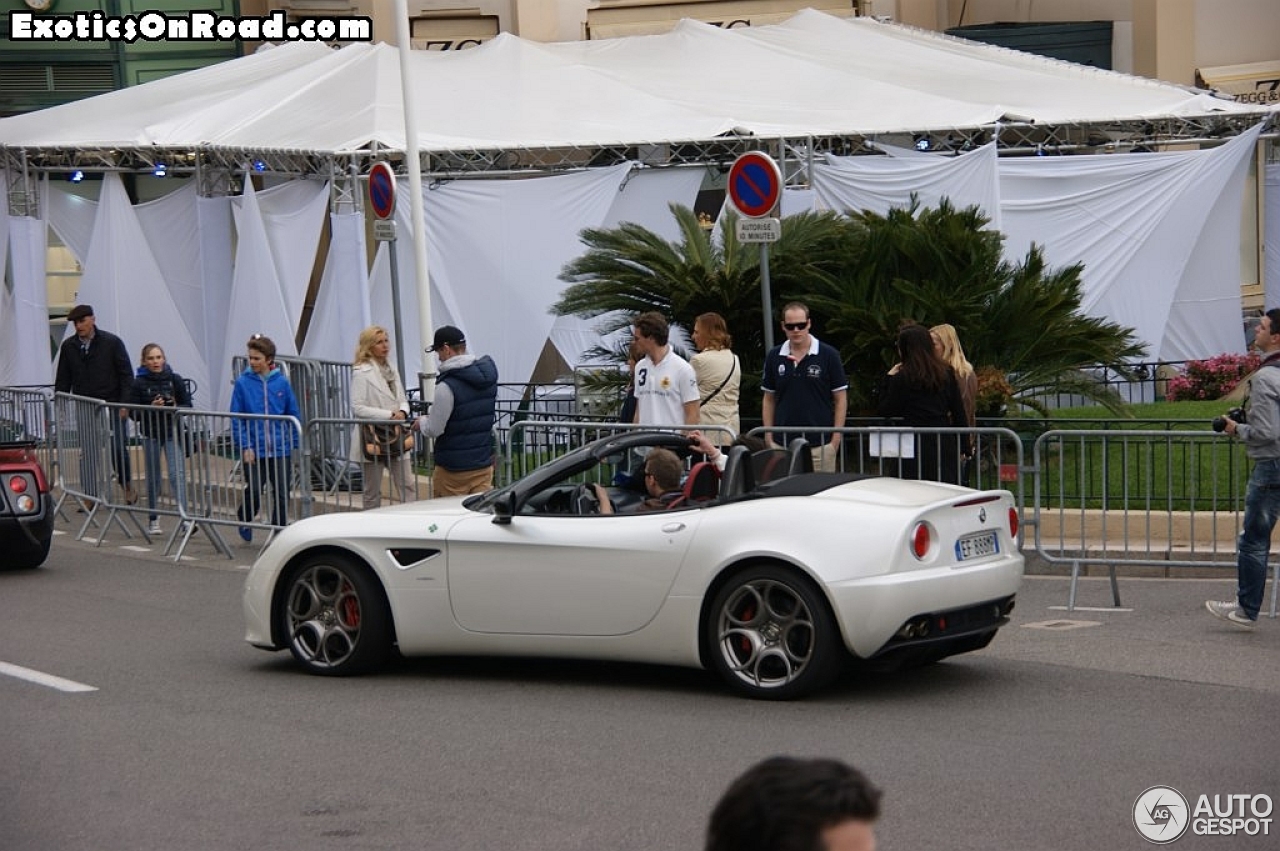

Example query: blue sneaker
[238,526,252,542]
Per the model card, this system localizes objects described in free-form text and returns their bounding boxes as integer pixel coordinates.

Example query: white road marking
[0,661,98,692]
[1048,605,1134,612]
[120,545,152,552]
[1022,619,1102,631]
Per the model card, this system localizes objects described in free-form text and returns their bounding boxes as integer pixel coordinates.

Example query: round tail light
[8,475,28,494]
[910,522,932,559]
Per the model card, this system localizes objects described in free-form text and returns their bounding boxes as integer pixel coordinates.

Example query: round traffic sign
[368,161,397,220]
[726,152,782,218]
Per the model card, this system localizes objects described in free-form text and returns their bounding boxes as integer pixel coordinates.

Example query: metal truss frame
[5,110,1275,216]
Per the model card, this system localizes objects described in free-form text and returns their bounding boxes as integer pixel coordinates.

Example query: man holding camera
[1207,308,1280,629]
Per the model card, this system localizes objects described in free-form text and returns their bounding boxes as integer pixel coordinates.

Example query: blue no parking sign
[726,152,782,218]
[368,161,397,220]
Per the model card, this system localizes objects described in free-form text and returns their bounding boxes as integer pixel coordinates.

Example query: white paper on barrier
[868,430,915,459]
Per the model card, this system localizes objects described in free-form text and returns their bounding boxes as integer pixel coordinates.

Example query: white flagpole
[394,0,435,403]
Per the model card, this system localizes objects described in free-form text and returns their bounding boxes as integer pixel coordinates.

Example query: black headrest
[721,445,755,500]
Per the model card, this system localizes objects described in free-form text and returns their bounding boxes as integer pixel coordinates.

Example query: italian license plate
[956,531,999,561]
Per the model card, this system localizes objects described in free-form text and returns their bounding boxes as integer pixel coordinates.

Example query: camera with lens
[1212,407,1246,433]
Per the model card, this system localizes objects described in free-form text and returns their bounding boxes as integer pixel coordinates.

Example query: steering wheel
[574,482,601,515]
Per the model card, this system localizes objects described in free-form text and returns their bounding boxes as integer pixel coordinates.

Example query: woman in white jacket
[350,326,415,508]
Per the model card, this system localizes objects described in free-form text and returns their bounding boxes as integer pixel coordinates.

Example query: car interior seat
[786,438,814,475]
[751,448,789,484]
[682,460,721,504]
[720,445,756,501]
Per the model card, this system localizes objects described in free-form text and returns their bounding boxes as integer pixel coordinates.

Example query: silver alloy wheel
[715,577,816,690]
[286,563,363,669]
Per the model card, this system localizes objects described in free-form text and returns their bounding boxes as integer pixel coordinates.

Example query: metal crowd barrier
[171,407,308,556]
[304,416,435,508]
[1032,429,1277,616]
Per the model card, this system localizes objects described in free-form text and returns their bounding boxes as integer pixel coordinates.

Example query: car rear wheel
[8,536,51,569]
[280,554,391,676]
[705,565,843,699]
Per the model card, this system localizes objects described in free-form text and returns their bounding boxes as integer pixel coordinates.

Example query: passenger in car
[593,447,685,514]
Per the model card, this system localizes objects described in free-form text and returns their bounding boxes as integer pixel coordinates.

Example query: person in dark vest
[414,326,499,497]
[54,304,136,505]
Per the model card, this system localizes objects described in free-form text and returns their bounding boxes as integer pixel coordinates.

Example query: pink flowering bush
[1165,353,1261,401]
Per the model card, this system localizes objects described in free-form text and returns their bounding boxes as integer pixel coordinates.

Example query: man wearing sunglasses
[761,302,848,472]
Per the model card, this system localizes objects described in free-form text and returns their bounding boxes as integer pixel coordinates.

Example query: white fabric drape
[46,179,235,407]
[549,166,707,368]
[1000,125,1263,359]
[814,143,1000,226]
[58,172,210,399]
[0,171,54,386]
[4,217,52,386]
[1266,162,1280,311]
[368,164,631,386]
[300,210,369,363]
[220,176,297,412]
[247,180,330,324]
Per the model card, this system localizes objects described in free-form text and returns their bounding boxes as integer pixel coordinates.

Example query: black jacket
[130,365,192,439]
[54,328,133,403]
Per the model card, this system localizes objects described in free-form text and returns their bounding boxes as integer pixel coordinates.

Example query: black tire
[278,553,392,676]
[8,536,51,569]
[704,565,844,700]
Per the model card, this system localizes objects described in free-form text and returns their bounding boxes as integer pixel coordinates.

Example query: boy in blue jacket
[231,335,301,542]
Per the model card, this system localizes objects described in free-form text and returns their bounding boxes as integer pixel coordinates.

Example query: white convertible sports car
[243,431,1023,699]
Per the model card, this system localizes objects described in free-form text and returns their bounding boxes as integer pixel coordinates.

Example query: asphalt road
[1,526,1277,851]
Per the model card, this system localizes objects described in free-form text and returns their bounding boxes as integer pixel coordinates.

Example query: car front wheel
[280,554,391,676]
[705,565,843,699]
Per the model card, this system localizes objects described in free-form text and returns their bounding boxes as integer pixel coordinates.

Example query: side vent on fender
[389,548,441,567]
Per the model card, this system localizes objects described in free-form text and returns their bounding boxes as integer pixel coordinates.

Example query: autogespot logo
[1134,786,1190,844]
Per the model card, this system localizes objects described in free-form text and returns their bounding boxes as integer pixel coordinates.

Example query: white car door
[446,509,701,636]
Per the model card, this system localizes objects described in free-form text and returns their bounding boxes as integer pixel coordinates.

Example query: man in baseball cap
[415,325,498,496]
[427,325,466,353]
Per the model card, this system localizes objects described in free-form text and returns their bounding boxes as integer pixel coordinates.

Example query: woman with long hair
[351,325,415,508]
[930,323,977,430]
[877,323,968,484]
[690,311,740,446]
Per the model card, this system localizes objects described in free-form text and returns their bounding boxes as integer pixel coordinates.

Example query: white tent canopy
[0,10,1258,154]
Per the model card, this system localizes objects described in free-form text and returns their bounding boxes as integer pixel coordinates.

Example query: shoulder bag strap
[700,355,737,407]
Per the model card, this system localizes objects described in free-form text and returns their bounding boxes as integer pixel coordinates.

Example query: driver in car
[593,447,685,514]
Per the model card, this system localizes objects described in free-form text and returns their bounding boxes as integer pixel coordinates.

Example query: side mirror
[492,492,516,525]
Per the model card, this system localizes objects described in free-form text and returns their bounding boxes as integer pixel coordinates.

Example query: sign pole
[760,243,774,352]
[388,238,407,383]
